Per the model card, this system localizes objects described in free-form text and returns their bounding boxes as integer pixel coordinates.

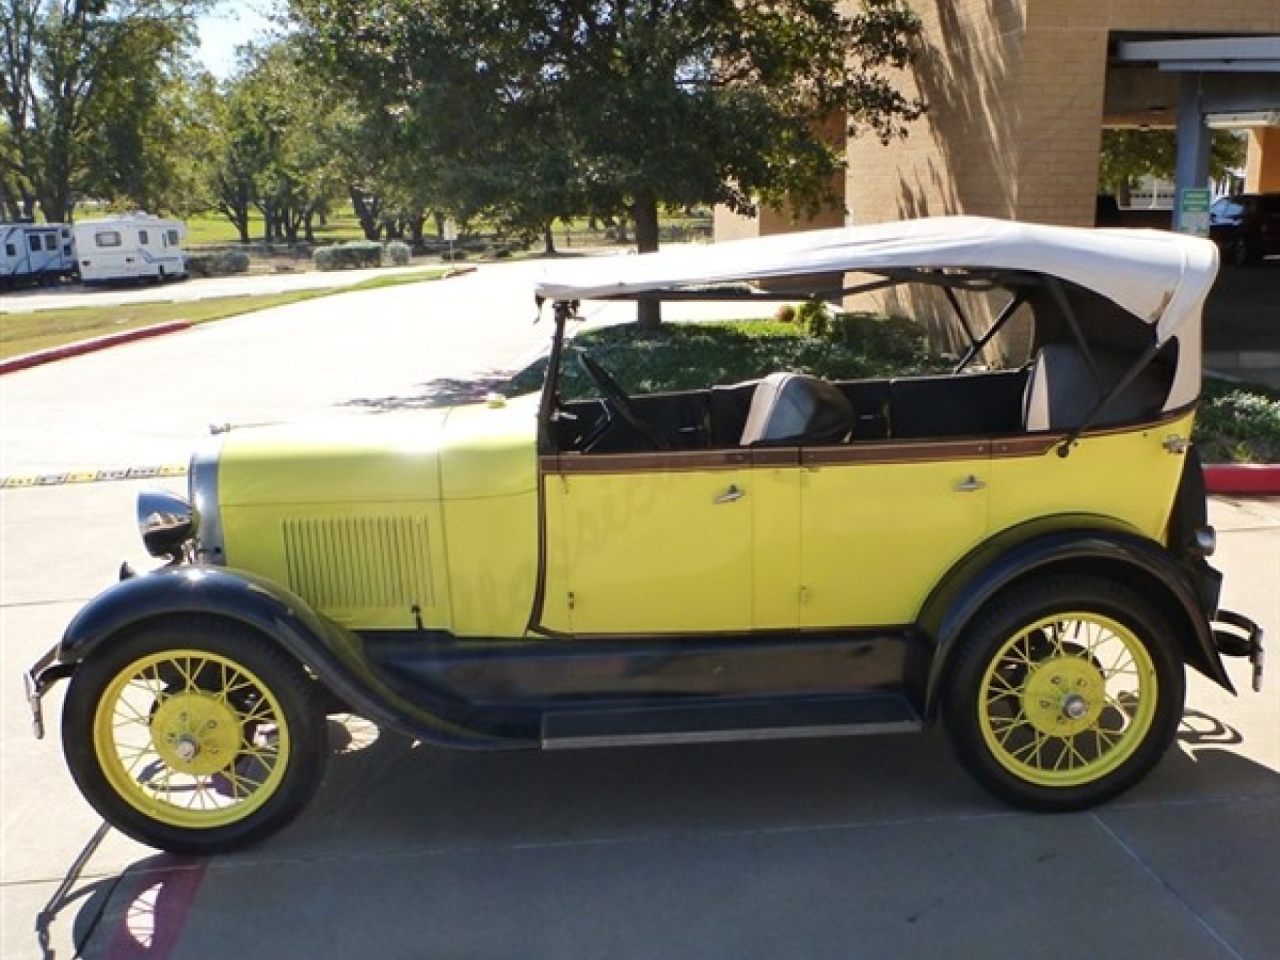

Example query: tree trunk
[633,191,662,330]
[350,188,381,241]
[543,222,556,255]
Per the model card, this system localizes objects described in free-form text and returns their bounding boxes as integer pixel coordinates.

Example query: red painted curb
[1204,463,1280,497]
[0,320,192,375]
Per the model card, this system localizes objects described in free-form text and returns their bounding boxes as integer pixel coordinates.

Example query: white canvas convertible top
[535,216,1219,346]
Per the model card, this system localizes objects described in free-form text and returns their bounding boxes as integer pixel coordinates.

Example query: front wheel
[942,577,1184,811]
[62,618,328,854]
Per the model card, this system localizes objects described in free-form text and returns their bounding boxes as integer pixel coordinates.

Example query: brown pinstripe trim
[541,449,794,474]
[803,441,990,466]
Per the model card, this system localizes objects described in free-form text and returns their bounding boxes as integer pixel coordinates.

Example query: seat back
[740,372,854,446]
[1023,343,1171,432]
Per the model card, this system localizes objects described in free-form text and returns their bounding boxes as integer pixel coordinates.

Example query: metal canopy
[1116,36,1280,73]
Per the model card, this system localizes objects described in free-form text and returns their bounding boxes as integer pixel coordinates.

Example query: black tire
[941,576,1184,812]
[62,617,327,854]
[1229,235,1259,268]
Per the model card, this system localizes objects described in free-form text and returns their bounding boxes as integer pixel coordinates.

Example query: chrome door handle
[714,484,746,504]
[954,475,986,493]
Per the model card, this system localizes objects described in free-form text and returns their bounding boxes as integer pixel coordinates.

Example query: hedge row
[186,249,251,278]
[312,241,412,271]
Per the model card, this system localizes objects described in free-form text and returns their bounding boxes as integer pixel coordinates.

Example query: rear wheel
[62,618,327,853]
[942,577,1184,811]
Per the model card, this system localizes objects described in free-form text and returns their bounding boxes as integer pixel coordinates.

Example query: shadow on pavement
[56,710,1279,959]
[338,371,518,412]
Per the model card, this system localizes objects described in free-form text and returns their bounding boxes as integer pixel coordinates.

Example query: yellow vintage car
[25,216,1264,853]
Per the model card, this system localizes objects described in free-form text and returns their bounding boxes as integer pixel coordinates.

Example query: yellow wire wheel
[92,650,293,828]
[63,619,327,854]
[943,577,1184,811]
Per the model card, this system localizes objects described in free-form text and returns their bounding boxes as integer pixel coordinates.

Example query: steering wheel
[576,351,671,450]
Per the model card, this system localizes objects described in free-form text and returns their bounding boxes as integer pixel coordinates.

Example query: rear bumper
[1213,610,1265,692]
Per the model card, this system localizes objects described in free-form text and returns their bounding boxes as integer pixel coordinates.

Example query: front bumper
[23,644,73,739]
[1213,609,1265,692]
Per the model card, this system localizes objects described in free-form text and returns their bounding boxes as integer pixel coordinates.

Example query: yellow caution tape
[0,465,189,489]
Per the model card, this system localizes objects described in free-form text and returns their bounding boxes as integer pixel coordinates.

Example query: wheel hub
[1023,656,1106,736]
[150,693,241,776]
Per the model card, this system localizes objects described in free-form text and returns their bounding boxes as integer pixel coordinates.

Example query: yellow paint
[219,416,448,506]
[216,397,540,635]
[800,456,989,627]
[545,464,754,634]
[751,468,802,629]
[443,492,539,637]
[988,415,1193,541]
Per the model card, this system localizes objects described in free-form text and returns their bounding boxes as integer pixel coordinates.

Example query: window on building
[28,235,40,252]
[45,234,58,251]
[166,229,180,246]
[96,231,123,248]
[5,243,15,257]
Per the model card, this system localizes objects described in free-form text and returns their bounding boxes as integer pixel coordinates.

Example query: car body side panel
[443,492,539,637]
[545,464,755,634]
[220,501,450,630]
[750,465,803,630]
[799,448,990,628]
[988,413,1194,541]
[215,399,540,635]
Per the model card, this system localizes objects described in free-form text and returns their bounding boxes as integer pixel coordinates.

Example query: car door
[797,442,992,629]
[537,449,800,636]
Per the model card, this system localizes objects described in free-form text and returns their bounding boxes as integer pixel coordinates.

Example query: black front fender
[917,517,1233,717]
[57,565,510,749]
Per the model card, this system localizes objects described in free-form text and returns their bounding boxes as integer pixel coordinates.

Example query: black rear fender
[917,517,1233,718]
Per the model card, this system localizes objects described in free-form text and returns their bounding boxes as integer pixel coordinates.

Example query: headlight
[138,488,195,559]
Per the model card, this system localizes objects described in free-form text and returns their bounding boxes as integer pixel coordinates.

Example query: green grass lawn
[0,270,448,360]
[182,208,372,247]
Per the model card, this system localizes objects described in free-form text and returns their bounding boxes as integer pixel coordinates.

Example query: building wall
[1246,128,1280,192]
[844,0,1280,230]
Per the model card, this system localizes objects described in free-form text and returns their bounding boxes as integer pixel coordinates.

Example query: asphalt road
[2,262,1278,960]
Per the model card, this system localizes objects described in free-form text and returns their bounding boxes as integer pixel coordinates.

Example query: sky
[195,0,276,79]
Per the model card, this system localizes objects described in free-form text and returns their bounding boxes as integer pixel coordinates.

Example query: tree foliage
[290,0,924,323]
[0,0,205,221]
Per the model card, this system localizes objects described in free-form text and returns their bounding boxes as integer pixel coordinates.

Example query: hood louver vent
[282,515,434,613]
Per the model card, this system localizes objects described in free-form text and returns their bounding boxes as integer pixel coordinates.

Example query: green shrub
[385,241,412,266]
[185,249,250,278]
[794,299,833,338]
[314,241,382,270]
[1194,382,1280,463]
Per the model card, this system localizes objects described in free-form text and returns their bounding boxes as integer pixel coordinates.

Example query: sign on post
[1177,188,1212,237]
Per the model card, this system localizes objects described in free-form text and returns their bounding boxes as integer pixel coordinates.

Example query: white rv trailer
[73,214,187,284]
[0,222,75,287]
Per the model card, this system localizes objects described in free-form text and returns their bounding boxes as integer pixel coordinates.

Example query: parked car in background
[24,217,1264,854]
[1209,192,1280,267]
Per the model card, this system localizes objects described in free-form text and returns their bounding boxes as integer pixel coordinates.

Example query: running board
[541,696,922,750]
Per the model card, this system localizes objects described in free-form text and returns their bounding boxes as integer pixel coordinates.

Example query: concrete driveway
[2,262,1277,959]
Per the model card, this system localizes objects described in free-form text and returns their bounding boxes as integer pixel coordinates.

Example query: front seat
[740,372,854,446]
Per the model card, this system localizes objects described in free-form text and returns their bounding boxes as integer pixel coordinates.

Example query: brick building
[716,2,1280,238]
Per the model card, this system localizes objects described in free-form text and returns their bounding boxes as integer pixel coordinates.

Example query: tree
[206,39,351,243]
[1099,129,1247,204]
[290,0,924,327]
[0,0,205,222]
